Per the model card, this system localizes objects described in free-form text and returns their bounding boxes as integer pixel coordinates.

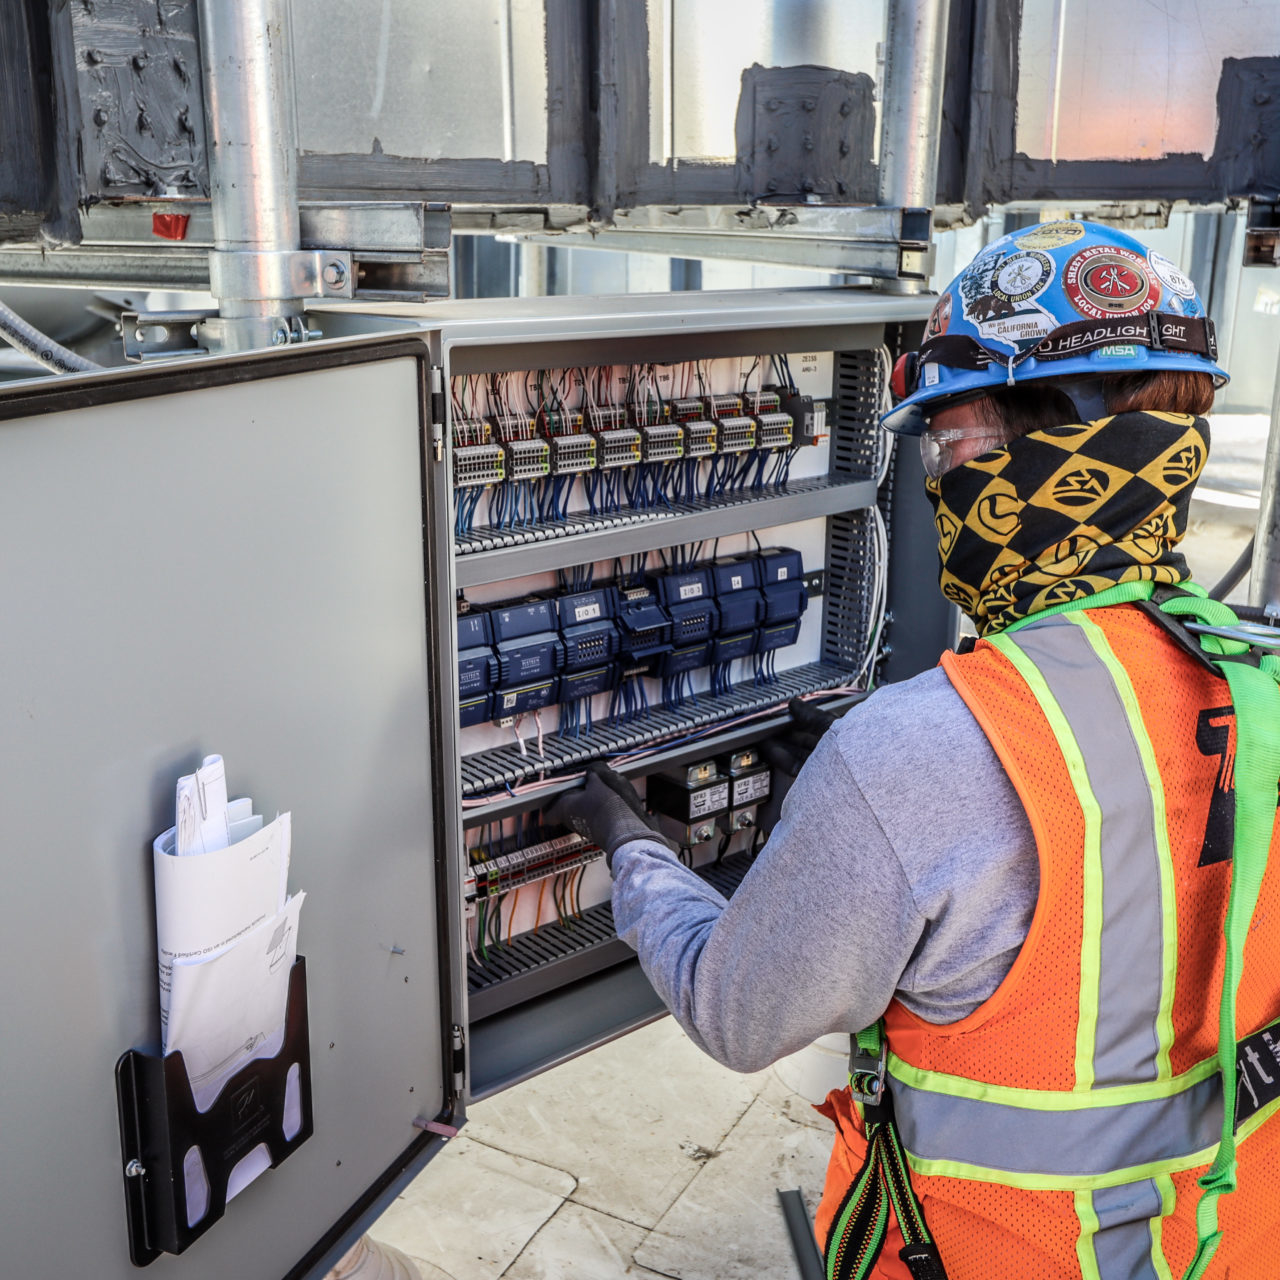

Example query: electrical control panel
[434,289,941,1100]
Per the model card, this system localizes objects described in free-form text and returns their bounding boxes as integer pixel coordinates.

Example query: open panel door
[0,330,466,1278]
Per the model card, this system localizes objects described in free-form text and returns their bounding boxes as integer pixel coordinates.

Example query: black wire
[1208,534,1255,601]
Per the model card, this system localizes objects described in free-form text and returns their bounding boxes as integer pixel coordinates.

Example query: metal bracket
[121,309,213,361]
[122,309,318,361]
[207,248,355,301]
[513,205,934,279]
[0,202,451,303]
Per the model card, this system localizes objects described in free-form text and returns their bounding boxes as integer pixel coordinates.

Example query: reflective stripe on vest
[993,612,1179,1091]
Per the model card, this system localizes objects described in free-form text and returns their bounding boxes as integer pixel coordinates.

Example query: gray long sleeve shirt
[610,666,1040,1073]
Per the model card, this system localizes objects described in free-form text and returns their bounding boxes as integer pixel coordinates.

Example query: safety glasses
[919,423,1016,479]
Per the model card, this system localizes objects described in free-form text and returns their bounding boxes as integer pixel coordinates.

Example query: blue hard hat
[882,220,1229,435]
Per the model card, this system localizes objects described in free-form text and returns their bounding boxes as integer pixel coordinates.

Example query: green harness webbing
[824,1021,946,1280]
[824,584,1280,1280]
[1154,590,1280,1279]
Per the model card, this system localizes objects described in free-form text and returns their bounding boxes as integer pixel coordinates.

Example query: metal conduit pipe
[1249,358,1280,617]
[195,0,305,352]
[877,0,952,295]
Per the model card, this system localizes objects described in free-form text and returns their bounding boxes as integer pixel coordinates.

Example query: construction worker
[548,221,1280,1279]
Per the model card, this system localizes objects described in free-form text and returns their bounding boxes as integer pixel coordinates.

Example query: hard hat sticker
[959,249,1056,351]
[923,292,952,341]
[1015,220,1086,250]
[1148,251,1197,299]
[1063,245,1161,319]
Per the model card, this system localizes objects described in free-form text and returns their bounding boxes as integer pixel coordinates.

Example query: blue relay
[758,547,808,623]
[711,631,756,664]
[491,598,557,641]
[457,610,498,697]
[558,665,617,702]
[495,631,563,686]
[755,619,803,653]
[493,679,557,719]
[459,691,493,727]
[712,555,766,634]
[616,587,672,661]
[657,641,712,677]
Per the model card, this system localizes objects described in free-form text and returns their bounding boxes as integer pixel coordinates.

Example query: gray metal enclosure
[0,287,950,1275]
[0,338,463,1279]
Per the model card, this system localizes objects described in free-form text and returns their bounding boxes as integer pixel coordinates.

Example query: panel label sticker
[689,782,730,817]
[733,772,771,805]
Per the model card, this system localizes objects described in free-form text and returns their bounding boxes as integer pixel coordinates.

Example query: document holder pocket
[115,956,314,1266]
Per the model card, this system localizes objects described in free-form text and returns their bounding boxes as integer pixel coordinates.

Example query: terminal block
[538,411,585,435]
[595,427,643,470]
[670,397,706,422]
[640,423,685,462]
[754,411,794,451]
[452,418,491,446]
[454,442,506,488]
[502,436,551,481]
[748,391,782,414]
[587,406,630,430]
[549,433,599,476]
[629,401,669,427]
[715,415,758,454]
[682,420,718,457]
[491,414,539,443]
[703,393,744,418]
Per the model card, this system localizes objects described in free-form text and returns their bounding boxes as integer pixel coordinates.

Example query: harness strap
[1154,593,1280,1280]
[826,1022,949,1280]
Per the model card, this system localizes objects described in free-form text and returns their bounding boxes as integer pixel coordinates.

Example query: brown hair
[977,369,1215,436]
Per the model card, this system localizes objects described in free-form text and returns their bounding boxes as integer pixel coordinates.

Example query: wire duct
[0,297,101,374]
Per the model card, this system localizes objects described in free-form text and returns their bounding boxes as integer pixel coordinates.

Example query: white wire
[874,345,896,486]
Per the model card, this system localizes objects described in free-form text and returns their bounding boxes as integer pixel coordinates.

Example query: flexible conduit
[0,297,100,374]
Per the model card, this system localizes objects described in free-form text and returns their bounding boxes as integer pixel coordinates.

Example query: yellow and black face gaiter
[924,411,1209,636]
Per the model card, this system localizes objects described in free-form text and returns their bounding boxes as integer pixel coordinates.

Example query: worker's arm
[610,668,1039,1074]
[609,729,922,1072]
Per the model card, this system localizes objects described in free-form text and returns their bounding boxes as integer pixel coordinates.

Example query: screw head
[272,327,289,346]
[125,1159,145,1179]
[322,260,347,288]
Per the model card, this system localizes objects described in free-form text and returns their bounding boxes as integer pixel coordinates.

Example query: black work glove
[757,697,846,833]
[544,761,677,869]
[759,697,841,776]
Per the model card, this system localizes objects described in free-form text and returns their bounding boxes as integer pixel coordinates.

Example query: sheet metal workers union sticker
[1063,245,1161,319]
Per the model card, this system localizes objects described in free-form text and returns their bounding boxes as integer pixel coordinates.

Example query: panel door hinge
[451,1024,466,1093]
[429,365,445,462]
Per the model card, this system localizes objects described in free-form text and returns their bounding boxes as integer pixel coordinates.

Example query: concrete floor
[369,1019,832,1280]
[369,413,1268,1280]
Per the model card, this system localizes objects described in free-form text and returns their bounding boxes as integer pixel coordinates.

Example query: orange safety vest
[815,602,1280,1279]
